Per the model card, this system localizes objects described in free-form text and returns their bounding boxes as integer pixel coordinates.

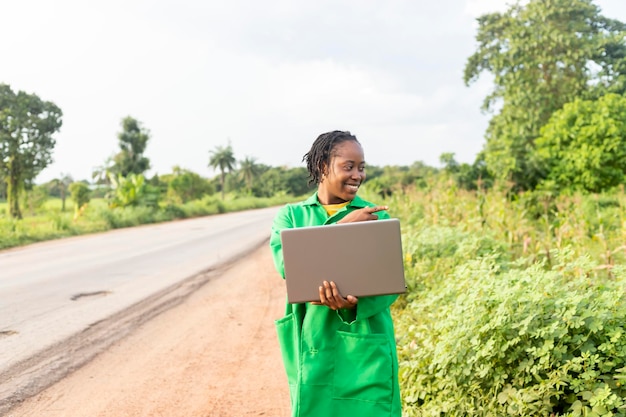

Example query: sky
[2,0,625,183]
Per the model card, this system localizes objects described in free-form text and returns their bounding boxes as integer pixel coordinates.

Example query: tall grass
[382,181,626,274]
[381,181,626,416]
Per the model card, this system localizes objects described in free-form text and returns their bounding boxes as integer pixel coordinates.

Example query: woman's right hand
[338,205,388,223]
[311,281,358,310]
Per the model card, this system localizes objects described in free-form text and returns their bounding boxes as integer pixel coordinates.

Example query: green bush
[97,206,159,229]
[21,185,49,215]
[183,198,221,217]
[396,251,626,416]
[69,182,91,217]
[162,203,187,219]
[167,168,214,203]
[107,173,158,208]
[200,194,225,213]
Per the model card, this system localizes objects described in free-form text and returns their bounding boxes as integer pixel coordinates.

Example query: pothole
[71,291,112,301]
[0,330,18,338]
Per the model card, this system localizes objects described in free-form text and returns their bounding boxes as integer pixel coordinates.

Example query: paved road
[0,206,279,411]
[7,243,290,417]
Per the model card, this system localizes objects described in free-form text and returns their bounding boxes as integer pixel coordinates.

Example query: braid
[302,130,359,186]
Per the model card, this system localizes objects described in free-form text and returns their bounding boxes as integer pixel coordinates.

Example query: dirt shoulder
[8,243,290,417]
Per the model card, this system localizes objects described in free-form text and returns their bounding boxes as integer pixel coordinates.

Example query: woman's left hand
[311,281,358,310]
[337,205,388,223]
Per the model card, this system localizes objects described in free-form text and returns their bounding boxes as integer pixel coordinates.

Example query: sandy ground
[7,243,291,417]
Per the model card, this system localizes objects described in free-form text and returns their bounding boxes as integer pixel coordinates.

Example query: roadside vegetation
[0,193,298,250]
[382,181,626,416]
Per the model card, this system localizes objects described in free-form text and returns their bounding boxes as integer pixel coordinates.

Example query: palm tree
[92,156,115,186]
[238,156,259,194]
[209,144,236,200]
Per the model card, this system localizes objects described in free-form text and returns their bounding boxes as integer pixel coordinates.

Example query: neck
[317,189,349,205]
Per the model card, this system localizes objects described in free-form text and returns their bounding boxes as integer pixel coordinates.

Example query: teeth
[346,184,359,191]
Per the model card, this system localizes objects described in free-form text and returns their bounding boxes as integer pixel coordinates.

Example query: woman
[270,130,401,416]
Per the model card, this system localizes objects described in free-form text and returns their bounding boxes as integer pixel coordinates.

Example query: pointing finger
[367,205,389,213]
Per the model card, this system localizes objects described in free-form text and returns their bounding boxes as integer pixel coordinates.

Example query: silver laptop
[280,218,406,304]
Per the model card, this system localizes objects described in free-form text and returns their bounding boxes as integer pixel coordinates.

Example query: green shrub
[396,251,626,416]
[162,203,187,219]
[21,185,49,215]
[107,173,159,208]
[167,168,214,203]
[201,195,226,213]
[183,198,219,217]
[97,206,158,229]
[69,182,91,217]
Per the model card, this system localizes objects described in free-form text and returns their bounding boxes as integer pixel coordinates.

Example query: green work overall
[270,192,401,417]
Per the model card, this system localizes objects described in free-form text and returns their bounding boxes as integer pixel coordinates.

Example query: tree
[0,84,62,218]
[439,152,492,190]
[0,173,6,200]
[49,173,73,211]
[238,156,260,194]
[69,181,91,219]
[536,93,626,193]
[252,166,287,198]
[283,167,311,196]
[111,116,150,177]
[167,166,214,203]
[208,143,236,200]
[439,152,459,173]
[464,0,626,190]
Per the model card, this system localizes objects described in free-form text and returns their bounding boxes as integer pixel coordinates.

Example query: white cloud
[464,0,518,17]
[1,0,624,182]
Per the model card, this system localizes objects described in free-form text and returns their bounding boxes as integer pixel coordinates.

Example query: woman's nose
[351,170,364,180]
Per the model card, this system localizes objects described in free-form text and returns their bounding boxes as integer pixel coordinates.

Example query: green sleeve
[336,294,398,324]
[355,294,398,321]
[270,205,292,279]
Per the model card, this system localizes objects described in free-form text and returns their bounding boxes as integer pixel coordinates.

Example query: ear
[321,162,329,179]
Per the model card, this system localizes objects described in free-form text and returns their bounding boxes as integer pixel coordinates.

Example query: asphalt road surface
[0,206,280,414]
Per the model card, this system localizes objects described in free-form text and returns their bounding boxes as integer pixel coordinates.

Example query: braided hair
[302,130,360,186]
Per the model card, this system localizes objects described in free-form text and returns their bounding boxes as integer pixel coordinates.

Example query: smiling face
[317,140,366,205]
